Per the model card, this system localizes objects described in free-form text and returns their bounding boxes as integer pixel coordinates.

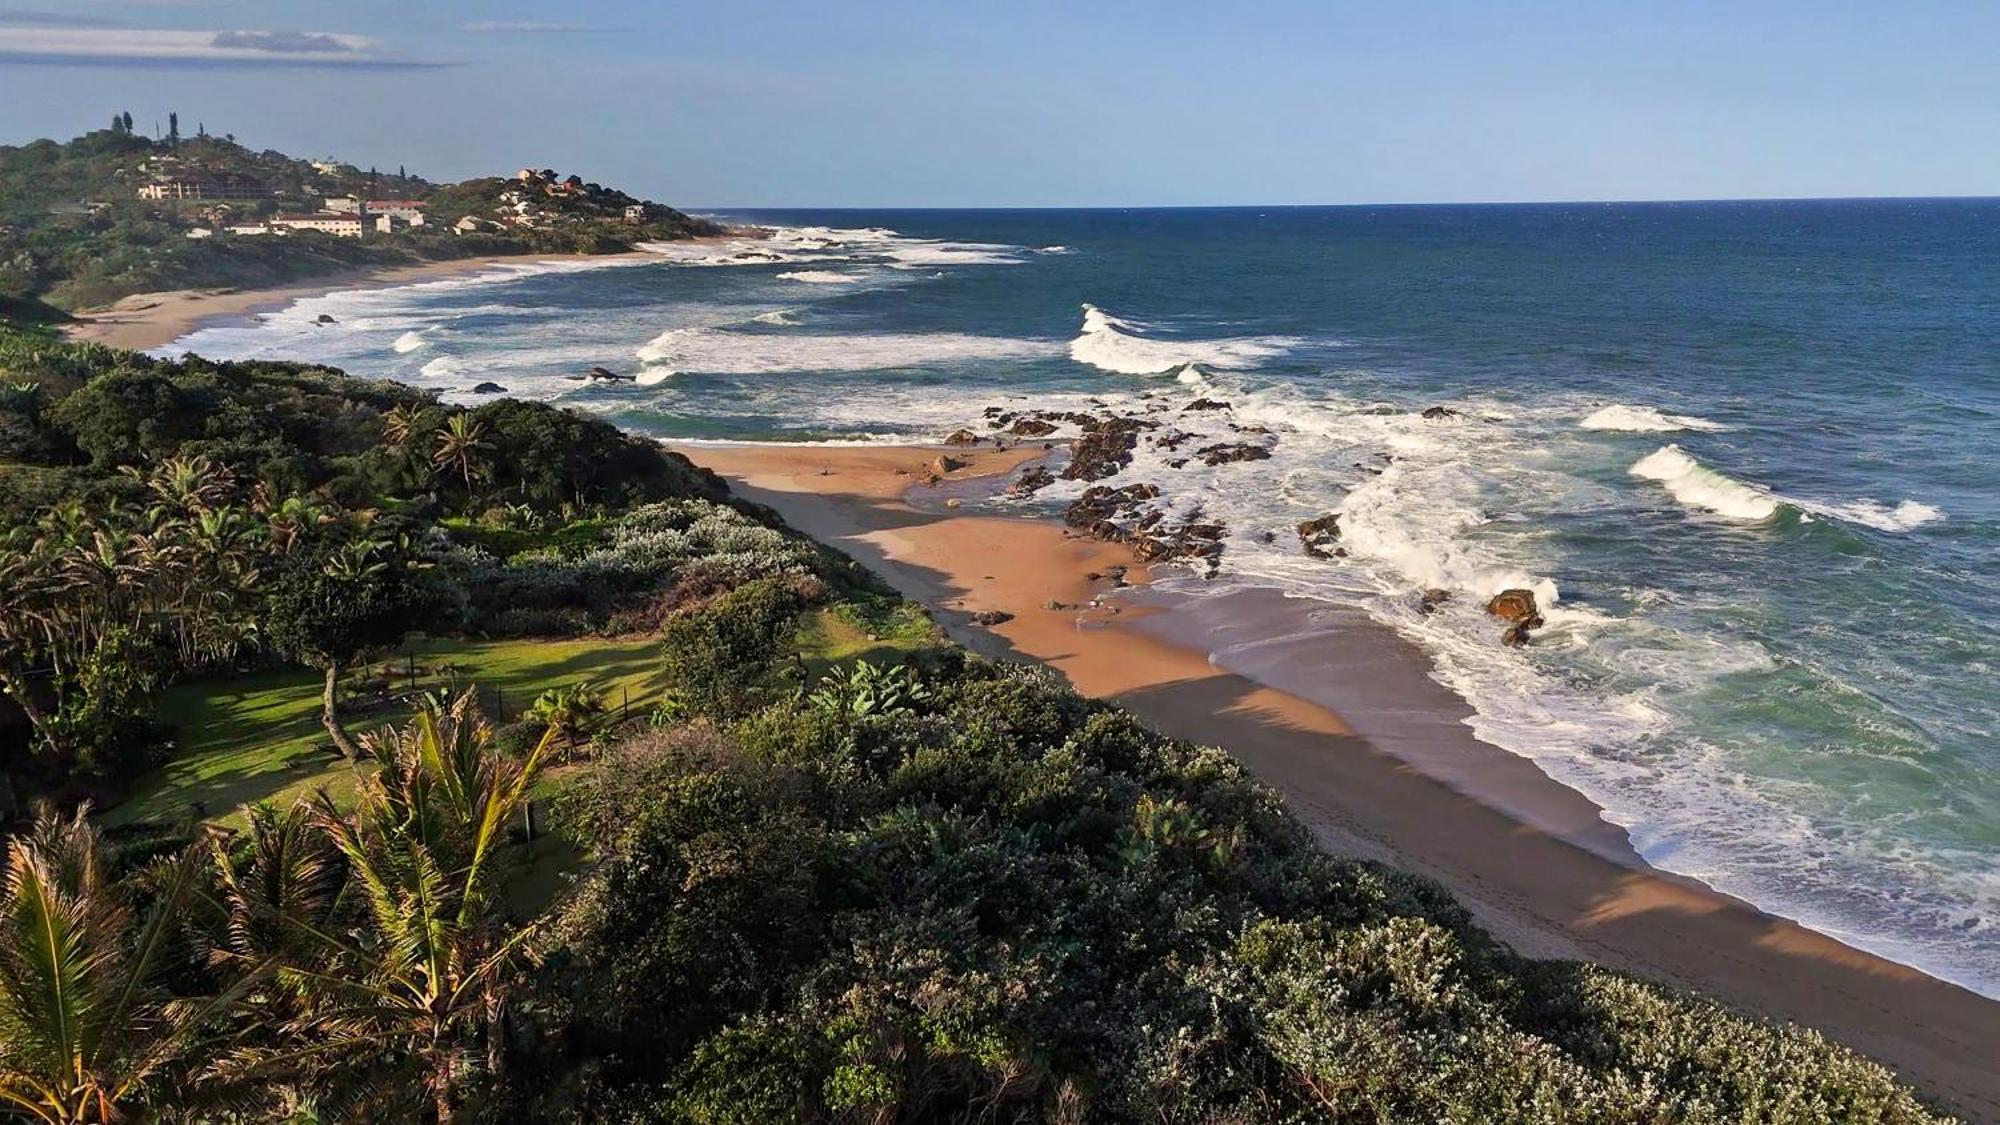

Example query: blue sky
[1,1,1994,208]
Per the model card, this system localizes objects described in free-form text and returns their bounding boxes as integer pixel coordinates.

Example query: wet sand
[62,251,656,352]
[677,439,2000,1121]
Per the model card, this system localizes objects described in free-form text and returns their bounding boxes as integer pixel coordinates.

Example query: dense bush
[431,499,822,635]
[659,575,822,717]
[512,661,1949,1124]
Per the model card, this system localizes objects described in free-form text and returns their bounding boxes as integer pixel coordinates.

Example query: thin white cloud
[0,26,447,67]
[462,20,606,33]
[0,8,117,26]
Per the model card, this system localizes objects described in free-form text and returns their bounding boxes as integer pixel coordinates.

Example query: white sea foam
[391,330,427,354]
[1068,304,1298,375]
[635,325,1060,375]
[776,270,861,284]
[634,368,676,386]
[418,355,469,379]
[1630,445,1782,521]
[752,309,801,326]
[1580,404,1725,432]
[1798,497,1945,532]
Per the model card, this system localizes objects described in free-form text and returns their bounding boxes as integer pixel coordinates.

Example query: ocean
[166,200,2000,996]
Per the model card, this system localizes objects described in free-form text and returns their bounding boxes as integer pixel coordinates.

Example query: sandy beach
[677,439,2000,1120]
[60,251,658,352]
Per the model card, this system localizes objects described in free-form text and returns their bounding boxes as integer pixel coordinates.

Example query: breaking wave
[391,330,428,354]
[1581,404,1724,432]
[1797,497,1945,532]
[1068,304,1298,375]
[776,270,861,284]
[1630,445,1783,521]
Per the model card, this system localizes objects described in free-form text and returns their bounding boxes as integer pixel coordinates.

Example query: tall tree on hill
[264,537,412,761]
[120,112,132,134]
[168,112,179,145]
[432,415,491,495]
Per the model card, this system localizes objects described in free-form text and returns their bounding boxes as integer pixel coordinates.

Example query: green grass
[105,634,673,829]
[795,600,940,681]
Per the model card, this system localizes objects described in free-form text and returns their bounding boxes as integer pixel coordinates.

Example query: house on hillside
[623,204,646,223]
[454,215,500,235]
[139,180,270,202]
[269,213,364,238]
[367,200,426,225]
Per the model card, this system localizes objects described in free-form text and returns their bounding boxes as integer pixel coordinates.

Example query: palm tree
[276,693,557,1123]
[0,805,244,1123]
[381,405,423,449]
[431,415,490,496]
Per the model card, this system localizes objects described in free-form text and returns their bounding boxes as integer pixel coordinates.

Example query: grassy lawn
[105,634,672,829]
[796,599,940,680]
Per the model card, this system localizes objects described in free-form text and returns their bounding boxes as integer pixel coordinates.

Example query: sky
[0,1,1995,209]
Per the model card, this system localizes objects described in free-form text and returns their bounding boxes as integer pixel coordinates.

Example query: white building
[367,201,426,225]
[225,223,279,236]
[184,227,215,239]
[270,214,365,238]
[324,196,364,215]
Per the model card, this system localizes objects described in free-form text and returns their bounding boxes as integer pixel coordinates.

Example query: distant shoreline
[60,251,659,352]
[674,439,2000,1120]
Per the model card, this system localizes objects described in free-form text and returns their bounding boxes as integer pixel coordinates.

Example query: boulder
[1484,588,1542,626]
[586,366,634,383]
[931,455,966,475]
[315,313,337,325]
[944,428,981,445]
[1297,514,1342,559]
[1421,405,1459,420]
[970,610,1015,627]
[1486,588,1545,645]
[1008,417,1058,437]
[1182,397,1231,412]
[1418,588,1451,615]
[470,382,507,395]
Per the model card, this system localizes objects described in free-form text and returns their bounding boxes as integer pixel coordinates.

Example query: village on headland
[0,112,722,314]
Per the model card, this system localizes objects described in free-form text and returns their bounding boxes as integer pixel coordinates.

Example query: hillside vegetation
[0,117,721,311]
[0,328,1958,1122]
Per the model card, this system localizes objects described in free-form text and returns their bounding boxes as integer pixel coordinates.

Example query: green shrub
[660,576,816,717]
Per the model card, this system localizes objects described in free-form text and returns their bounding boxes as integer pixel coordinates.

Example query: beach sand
[678,440,2000,1120]
[61,251,656,352]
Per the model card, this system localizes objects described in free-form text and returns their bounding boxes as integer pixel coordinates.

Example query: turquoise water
[169,201,2000,994]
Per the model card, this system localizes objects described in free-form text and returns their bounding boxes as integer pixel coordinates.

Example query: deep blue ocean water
[170,200,2000,994]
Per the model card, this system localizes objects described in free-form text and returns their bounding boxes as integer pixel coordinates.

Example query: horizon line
[686,193,2000,213]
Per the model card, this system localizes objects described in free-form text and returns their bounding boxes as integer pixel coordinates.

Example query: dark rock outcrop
[944,428,980,445]
[970,610,1015,626]
[1195,441,1272,466]
[1485,588,1545,646]
[1009,417,1058,437]
[1005,465,1055,498]
[1421,405,1459,420]
[1182,397,1231,412]
[1297,514,1342,559]
[470,382,507,395]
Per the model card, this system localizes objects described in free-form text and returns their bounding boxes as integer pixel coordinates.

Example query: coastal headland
[676,439,2000,1120]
